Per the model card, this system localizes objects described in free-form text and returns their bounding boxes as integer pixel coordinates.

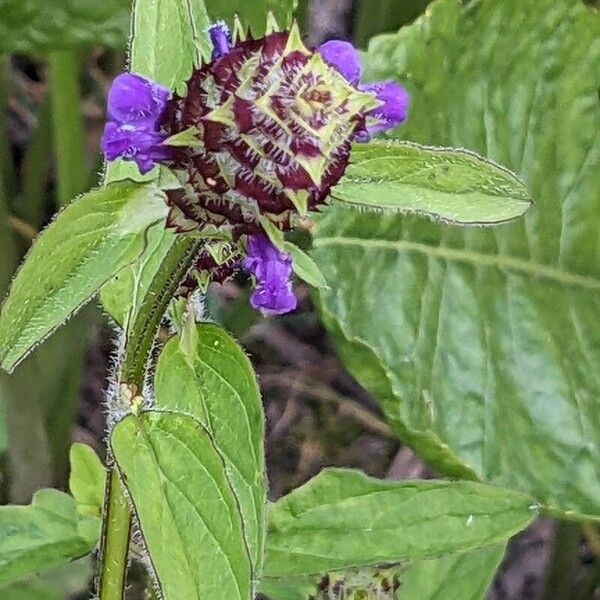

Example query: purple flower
[102,73,171,174]
[102,122,172,175]
[243,235,298,315]
[317,40,410,138]
[107,73,170,125]
[318,40,362,85]
[210,21,233,60]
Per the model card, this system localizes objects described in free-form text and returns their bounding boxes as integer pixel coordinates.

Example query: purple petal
[107,73,170,125]
[361,80,410,136]
[210,21,233,61]
[243,235,298,315]
[249,284,298,315]
[101,122,171,174]
[317,40,363,85]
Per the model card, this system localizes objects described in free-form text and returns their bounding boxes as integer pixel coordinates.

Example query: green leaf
[336,141,531,225]
[313,0,600,518]
[261,545,505,600]
[101,224,178,326]
[0,0,130,53]
[205,0,298,37]
[154,323,266,577]
[69,443,106,518]
[284,242,329,290]
[111,411,253,600]
[264,468,536,577]
[0,181,168,373]
[130,0,212,92]
[0,489,100,586]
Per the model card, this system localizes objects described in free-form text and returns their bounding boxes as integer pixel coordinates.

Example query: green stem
[541,520,582,600]
[47,50,87,206]
[97,236,203,600]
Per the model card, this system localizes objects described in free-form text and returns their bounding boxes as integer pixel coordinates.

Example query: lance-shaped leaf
[335,141,532,224]
[313,0,600,518]
[264,468,536,577]
[111,411,252,600]
[154,323,266,580]
[0,489,100,586]
[0,181,168,373]
[0,0,130,53]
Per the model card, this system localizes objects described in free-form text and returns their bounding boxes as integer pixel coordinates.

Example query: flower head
[101,73,171,174]
[243,235,297,315]
[161,23,382,236]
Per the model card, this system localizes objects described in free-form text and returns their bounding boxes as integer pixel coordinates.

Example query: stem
[97,236,203,600]
[47,50,87,206]
[541,520,582,600]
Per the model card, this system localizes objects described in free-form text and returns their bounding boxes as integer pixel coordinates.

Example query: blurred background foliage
[1,0,599,599]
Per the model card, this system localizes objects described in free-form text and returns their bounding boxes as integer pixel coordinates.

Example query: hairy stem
[97,235,203,600]
[47,50,87,206]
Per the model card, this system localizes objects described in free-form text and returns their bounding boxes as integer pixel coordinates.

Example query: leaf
[0,489,100,586]
[100,224,178,326]
[336,141,531,225]
[69,443,106,518]
[0,181,168,373]
[263,468,536,577]
[284,242,329,290]
[110,411,253,600]
[0,0,130,53]
[154,323,266,578]
[260,545,505,600]
[313,0,600,518]
[130,0,212,93]
[205,0,298,37]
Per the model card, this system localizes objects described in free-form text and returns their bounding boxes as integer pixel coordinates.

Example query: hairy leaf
[111,411,252,600]
[0,181,168,373]
[100,224,178,326]
[337,141,531,224]
[69,443,106,518]
[154,323,266,580]
[264,468,536,577]
[0,489,100,586]
[0,0,130,53]
[130,0,212,93]
[314,0,600,518]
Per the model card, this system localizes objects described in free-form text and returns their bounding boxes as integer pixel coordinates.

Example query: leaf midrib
[313,236,600,291]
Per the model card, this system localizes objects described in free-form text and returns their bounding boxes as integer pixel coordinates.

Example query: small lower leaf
[110,411,252,600]
[0,489,100,586]
[69,443,106,518]
[284,242,329,290]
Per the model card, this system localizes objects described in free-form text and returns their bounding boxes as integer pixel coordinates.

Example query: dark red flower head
[160,23,380,236]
